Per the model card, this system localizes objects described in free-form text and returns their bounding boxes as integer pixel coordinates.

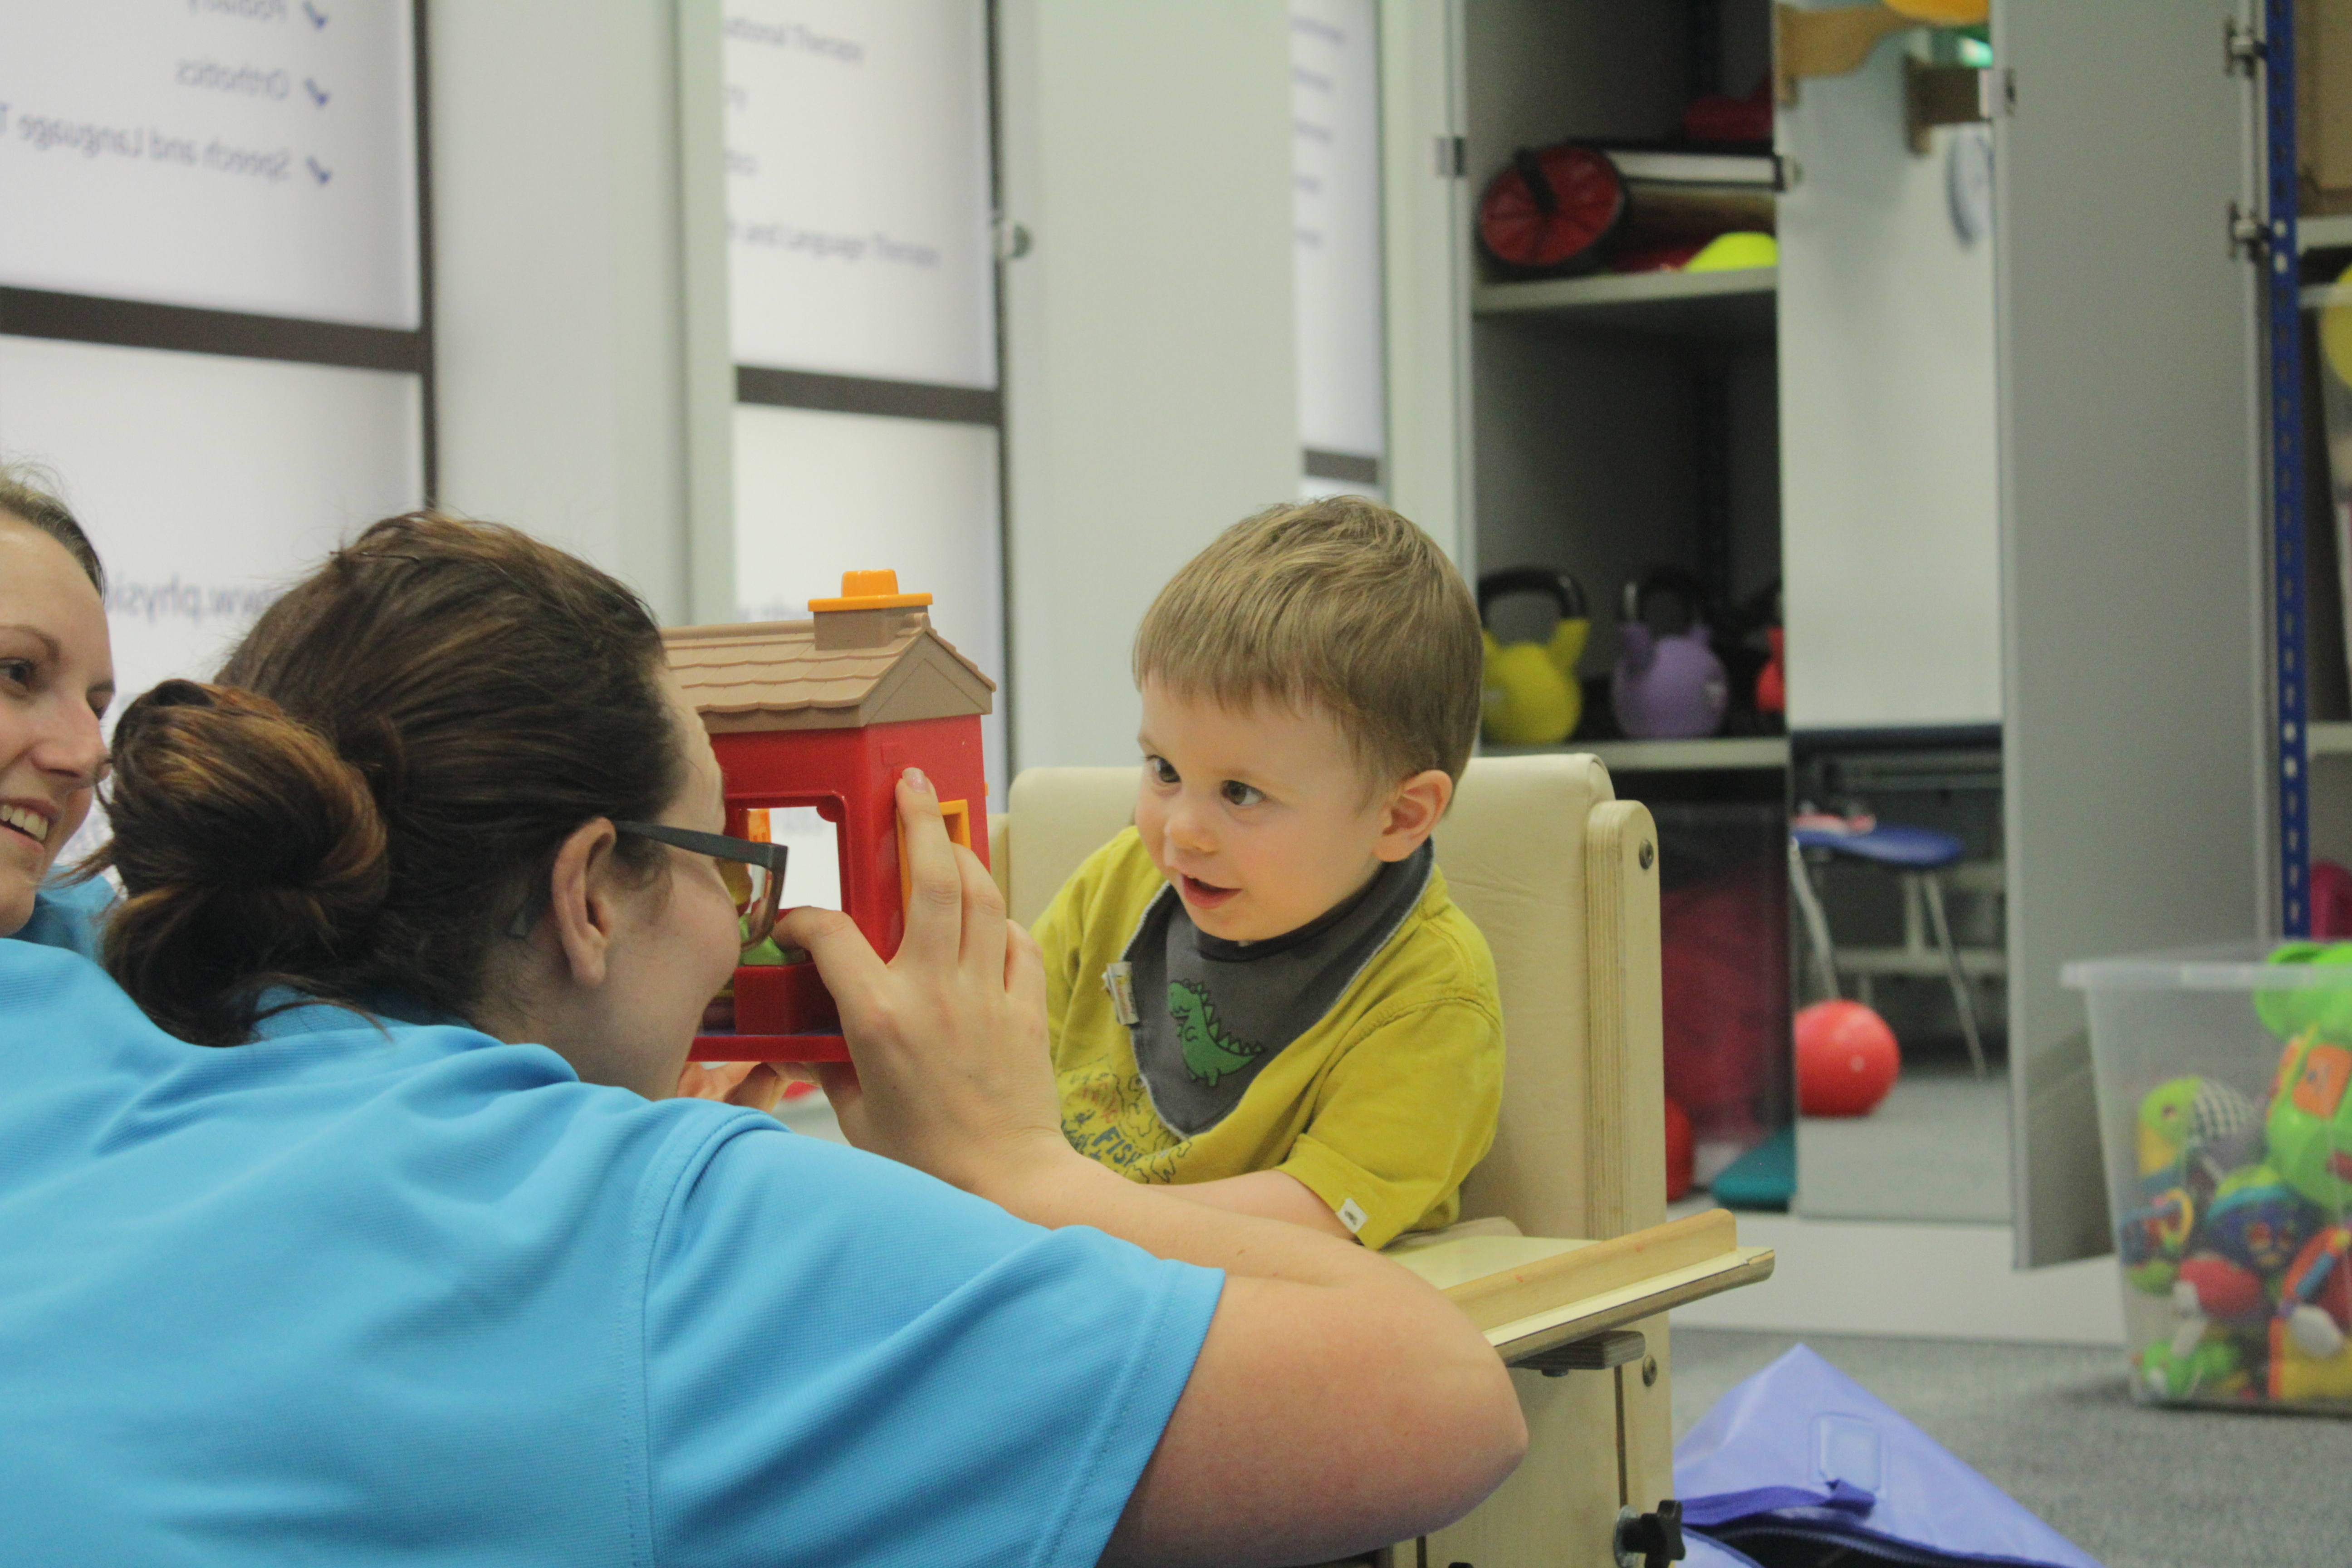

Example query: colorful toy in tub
[2117,1077,2262,1294]
[2135,1333,2250,1401]
[2136,1076,2262,1184]
[2251,945,2352,1214]
[2269,1313,2352,1400]
[2118,1179,2197,1294]
[2276,1224,2352,1362]
[2266,1028,2352,1213]
[2253,940,2352,1043]
[2204,1164,2321,1277]
[2172,1252,2269,1328]
[2222,943,2352,1401]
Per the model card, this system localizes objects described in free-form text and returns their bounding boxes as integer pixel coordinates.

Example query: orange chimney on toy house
[666,571,995,1062]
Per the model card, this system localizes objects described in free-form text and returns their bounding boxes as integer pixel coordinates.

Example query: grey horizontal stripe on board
[1302,448,1381,485]
[735,365,1002,426]
[0,286,424,374]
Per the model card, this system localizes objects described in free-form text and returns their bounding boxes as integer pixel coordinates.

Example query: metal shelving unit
[2270,0,2312,934]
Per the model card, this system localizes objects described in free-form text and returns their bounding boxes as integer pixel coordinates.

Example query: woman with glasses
[0,512,1523,1566]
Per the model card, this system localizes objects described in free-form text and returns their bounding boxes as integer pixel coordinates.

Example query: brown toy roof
[664,608,995,732]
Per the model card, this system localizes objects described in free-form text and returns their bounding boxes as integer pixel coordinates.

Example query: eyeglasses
[505,821,789,955]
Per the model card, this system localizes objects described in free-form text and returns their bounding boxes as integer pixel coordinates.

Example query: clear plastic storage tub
[2064,945,2352,1411]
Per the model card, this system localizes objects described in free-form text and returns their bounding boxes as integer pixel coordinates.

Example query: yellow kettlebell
[1479,568,1590,745]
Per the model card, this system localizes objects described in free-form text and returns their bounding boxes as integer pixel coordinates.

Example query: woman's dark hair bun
[95,679,391,1046]
[95,512,679,1046]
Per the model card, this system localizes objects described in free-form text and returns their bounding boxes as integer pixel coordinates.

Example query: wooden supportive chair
[991,754,1772,1568]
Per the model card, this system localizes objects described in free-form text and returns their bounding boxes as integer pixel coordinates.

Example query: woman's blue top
[12,874,109,960]
[0,941,1221,1565]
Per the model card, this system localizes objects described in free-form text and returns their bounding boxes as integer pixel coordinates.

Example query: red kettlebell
[1755,626,1785,715]
[1663,1096,1695,1202]
[1795,1000,1901,1117]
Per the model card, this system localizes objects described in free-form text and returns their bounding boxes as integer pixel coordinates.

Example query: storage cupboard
[1376,0,2273,1270]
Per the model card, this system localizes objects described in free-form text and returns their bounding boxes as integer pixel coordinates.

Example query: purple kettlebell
[1612,570,1728,739]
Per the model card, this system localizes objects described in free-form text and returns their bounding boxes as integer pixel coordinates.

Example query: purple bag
[1674,1346,2102,1568]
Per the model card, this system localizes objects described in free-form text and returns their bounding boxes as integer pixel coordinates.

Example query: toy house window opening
[734,800,845,913]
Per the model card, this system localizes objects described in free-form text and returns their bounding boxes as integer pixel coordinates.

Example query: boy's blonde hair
[1133,496,1483,789]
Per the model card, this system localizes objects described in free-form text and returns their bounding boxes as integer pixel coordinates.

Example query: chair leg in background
[1787,838,1840,1004]
[1919,872,1987,1079]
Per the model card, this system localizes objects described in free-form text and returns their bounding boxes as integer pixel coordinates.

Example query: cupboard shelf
[2302,214,2352,253]
[2308,722,2352,757]
[1472,266,1777,343]
[1485,736,1791,773]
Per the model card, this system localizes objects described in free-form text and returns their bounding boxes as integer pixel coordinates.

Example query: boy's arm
[1162,1170,1356,1239]
[1270,995,1504,1249]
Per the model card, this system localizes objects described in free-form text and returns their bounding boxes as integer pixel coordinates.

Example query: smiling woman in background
[0,468,114,957]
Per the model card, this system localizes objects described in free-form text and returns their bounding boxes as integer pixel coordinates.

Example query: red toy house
[666,570,995,1062]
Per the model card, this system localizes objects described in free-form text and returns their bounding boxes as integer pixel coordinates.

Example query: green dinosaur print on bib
[1168,979,1263,1088]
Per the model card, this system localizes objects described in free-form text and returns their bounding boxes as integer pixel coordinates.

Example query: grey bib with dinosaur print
[1107,842,1432,1137]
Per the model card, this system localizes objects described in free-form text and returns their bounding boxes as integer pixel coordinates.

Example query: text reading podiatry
[0,0,417,327]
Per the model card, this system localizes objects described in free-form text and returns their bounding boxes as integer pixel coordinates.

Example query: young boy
[1036,497,1501,1248]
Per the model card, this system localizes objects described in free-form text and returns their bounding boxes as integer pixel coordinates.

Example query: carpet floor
[1669,1328,2352,1568]
[1793,1062,2012,1224]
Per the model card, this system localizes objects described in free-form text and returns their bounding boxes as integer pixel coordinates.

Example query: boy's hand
[780,769,1076,1196]
[671,1059,796,1113]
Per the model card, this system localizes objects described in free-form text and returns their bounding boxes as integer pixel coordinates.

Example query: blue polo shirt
[0,942,1222,1565]
[12,872,110,960]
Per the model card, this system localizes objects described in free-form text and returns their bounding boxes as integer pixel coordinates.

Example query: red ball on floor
[1795,1000,1901,1117]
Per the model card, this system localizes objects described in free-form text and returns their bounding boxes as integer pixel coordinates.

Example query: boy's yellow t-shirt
[1037,828,1503,1249]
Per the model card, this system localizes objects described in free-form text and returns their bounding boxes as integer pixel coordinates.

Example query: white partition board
[732,402,1005,803]
[1993,0,2264,1265]
[1373,0,1469,565]
[0,334,423,856]
[0,0,419,328]
[998,0,1298,769]
[1291,0,1384,463]
[428,0,698,625]
[724,0,995,387]
[1776,30,2001,730]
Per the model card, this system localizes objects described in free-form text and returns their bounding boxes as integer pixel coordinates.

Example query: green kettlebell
[1479,568,1590,745]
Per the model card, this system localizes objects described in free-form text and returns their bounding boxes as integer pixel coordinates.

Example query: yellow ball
[1687,232,1779,274]
[2320,260,2352,389]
